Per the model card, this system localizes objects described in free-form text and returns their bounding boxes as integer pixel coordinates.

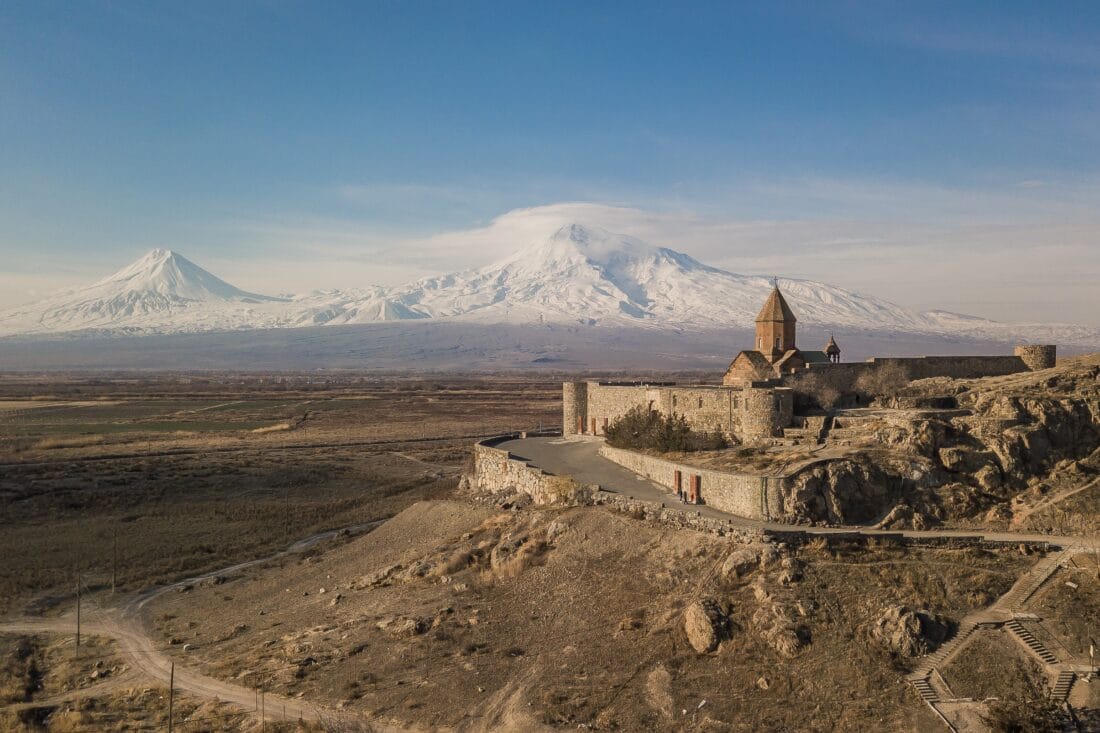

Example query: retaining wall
[599,444,781,520]
[472,434,589,506]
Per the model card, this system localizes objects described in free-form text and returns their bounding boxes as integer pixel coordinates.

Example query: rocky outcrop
[683,599,730,653]
[719,547,763,579]
[787,358,1100,528]
[778,455,916,525]
[870,605,949,657]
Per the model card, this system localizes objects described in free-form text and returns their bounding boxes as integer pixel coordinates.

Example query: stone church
[722,284,841,386]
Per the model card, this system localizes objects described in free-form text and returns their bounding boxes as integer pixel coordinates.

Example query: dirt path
[0,615,356,726]
[0,519,404,730]
[1012,475,1100,527]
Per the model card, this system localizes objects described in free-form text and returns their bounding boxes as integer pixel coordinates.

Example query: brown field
[0,373,559,617]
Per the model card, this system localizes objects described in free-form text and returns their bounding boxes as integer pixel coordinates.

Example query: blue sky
[1,2,1098,323]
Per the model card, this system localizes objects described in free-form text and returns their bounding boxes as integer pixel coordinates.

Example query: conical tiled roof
[754,286,797,323]
[825,334,840,355]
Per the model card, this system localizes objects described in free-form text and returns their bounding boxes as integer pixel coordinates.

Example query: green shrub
[605,406,727,453]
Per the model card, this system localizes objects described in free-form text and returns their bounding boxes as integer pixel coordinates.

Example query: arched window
[774,337,781,349]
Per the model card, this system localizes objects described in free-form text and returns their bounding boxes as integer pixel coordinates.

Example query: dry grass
[939,628,1044,700]
[145,500,1029,732]
[0,375,559,616]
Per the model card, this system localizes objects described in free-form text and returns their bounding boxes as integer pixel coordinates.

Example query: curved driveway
[497,436,1093,548]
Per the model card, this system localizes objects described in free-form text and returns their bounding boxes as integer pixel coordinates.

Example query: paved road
[497,436,1096,548]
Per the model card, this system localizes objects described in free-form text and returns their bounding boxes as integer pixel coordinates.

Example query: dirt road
[0,519,402,730]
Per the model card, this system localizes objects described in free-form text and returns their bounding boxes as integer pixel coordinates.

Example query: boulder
[719,548,760,579]
[974,464,1003,491]
[938,447,998,474]
[870,605,948,657]
[684,599,729,653]
[751,603,805,657]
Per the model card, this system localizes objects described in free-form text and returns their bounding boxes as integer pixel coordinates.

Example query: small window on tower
[698,397,703,408]
[775,337,780,349]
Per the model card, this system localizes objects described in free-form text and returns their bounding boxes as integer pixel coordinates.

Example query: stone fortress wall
[564,347,1057,442]
[599,444,782,519]
[564,381,795,443]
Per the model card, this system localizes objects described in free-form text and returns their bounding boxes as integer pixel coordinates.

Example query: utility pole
[111,533,118,594]
[168,662,175,733]
[75,576,81,648]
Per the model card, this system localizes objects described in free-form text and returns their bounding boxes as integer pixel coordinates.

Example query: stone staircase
[911,676,939,703]
[822,413,876,446]
[780,426,816,445]
[904,549,1082,731]
[909,620,980,683]
[1052,671,1076,702]
[779,415,830,446]
[1004,620,1059,664]
[995,550,1069,611]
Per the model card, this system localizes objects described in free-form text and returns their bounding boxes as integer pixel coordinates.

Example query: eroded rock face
[684,599,730,653]
[778,456,911,525]
[783,360,1100,528]
[870,605,948,657]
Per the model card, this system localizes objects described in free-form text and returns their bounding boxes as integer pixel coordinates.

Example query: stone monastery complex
[563,285,1057,444]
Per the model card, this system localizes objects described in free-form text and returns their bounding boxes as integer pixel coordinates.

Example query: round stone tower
[740,387,793,441]
[562,382,588,435]
[1014,344,1057,371]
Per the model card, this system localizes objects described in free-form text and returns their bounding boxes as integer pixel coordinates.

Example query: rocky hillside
[145,499,1031,732]
[780,354,1100,529]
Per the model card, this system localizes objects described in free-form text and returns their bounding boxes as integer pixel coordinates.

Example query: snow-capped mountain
[0,249,286,335]
[1,225,1097,348]
[292,223,934,331]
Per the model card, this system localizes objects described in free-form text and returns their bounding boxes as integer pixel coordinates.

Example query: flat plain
[0,373,560,618]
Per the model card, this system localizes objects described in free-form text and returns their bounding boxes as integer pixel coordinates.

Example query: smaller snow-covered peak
[90,249,276,303]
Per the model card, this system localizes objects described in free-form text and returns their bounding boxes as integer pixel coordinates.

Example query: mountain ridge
[1,224,1097,348]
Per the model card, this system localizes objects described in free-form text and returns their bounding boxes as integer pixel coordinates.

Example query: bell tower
[754,282,797,364]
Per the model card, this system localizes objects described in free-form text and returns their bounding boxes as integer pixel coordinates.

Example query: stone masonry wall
[797,354,1039,396]
[579,382,783,440]
[599,444,774,520]
[740,386,794,440]
[472,438,591,506]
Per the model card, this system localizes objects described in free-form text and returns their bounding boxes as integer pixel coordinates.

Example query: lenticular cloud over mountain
[0,224,1097,347]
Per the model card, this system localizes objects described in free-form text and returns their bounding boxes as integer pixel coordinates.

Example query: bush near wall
[605,405,728,452]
